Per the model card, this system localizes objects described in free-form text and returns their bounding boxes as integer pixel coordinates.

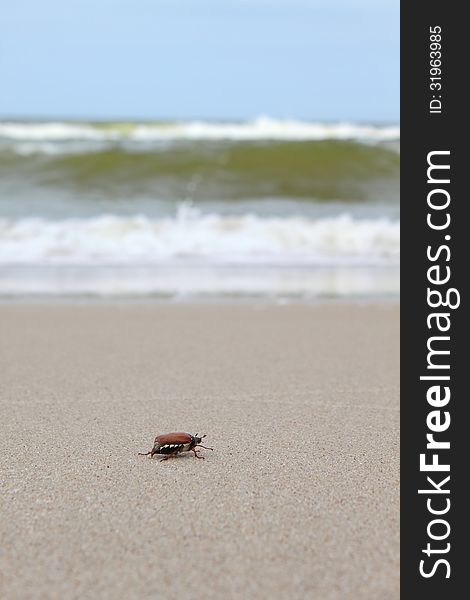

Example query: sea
[0,117,399,300]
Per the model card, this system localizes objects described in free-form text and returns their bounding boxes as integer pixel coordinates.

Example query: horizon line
[0,114,400,125]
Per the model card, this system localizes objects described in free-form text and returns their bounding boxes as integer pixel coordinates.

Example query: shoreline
[0,294,400,305]
[0,264,400,300]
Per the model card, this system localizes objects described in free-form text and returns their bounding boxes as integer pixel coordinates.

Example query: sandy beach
[0,303,399,599]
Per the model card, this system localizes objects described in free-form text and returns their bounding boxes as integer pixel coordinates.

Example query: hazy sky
[0,0,399,122]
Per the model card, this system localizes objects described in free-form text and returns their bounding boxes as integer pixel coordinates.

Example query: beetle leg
[192,449,205,459]
[159,451,180,462]
[195,444,214,451]
[159,454,175,462]
[138,451,151,456]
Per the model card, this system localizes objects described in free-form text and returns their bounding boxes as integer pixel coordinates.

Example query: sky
[0,0,399,122]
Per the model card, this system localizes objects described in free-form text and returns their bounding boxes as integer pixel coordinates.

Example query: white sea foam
[0,265,400,298]
[0,117,400,144]
[0,209,399,268]
[0,122,118,141]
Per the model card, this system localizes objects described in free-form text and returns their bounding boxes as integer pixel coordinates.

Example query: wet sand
[0,303,399,599]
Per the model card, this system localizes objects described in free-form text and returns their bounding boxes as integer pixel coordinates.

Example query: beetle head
[194,433,206,444]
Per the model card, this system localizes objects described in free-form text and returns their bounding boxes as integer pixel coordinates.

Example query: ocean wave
[0,139,399,204]
[0,117,399,146]
[0,209,400,268]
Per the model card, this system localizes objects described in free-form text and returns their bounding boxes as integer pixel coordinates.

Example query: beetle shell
[153,432,195,456]
[139,431,212,460]
[155,432,193,446]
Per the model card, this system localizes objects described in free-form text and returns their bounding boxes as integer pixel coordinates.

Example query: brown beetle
[139,432,213,461]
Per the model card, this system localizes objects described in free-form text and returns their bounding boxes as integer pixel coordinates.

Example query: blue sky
[0,0,399,122]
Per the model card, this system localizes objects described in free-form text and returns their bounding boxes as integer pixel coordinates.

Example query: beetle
[138,432,213,461]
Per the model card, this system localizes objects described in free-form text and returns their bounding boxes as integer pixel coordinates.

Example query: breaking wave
[0,117,399,146]
[0,208,399,268]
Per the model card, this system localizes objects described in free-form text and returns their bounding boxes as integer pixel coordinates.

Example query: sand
[0,303,399,599]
